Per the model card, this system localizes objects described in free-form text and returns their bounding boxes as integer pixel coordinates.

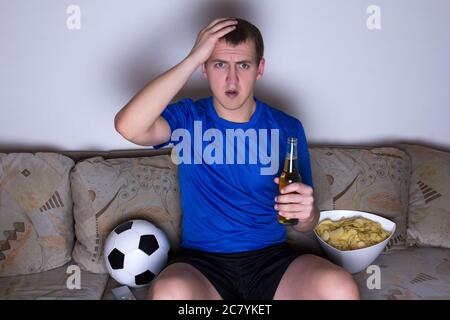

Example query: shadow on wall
[0,142,103,154]
[116,0,253,103]
[115,0,305,121]
[1,139,449,155]
[309,139,450,153]
[178,1,306,119]
[2,2,449,154]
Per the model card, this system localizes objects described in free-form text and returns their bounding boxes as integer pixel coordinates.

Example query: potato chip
[315,217,391,251]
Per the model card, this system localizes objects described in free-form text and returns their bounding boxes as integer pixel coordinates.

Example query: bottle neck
[283,138,298,173]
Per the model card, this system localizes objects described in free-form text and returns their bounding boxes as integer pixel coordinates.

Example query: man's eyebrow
[210,59,253,64]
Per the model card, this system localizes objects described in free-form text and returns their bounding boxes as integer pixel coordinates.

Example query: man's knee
[318,269,360,300]
[147,263,222,300]
[147,275,195,300]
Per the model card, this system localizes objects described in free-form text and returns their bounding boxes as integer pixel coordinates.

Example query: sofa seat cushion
[104,248,450,300]
[353,247,450,300]
[0,260,109,300]
[101,277,149,300]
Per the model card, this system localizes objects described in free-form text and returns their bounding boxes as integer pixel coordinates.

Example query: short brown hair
[221,18,264,64]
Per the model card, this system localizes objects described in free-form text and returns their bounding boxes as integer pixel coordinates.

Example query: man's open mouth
[225,90,239,99]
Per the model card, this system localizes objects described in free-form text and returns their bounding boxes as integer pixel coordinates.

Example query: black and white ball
[103,219,170,287]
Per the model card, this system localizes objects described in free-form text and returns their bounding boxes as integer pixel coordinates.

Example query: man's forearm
[115,56,199,139]
[293,206,320,233]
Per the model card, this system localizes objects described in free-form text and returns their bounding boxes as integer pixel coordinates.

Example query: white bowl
[313,210,396,274]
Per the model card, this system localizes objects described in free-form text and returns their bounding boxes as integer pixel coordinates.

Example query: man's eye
[240,63,250,69]
[214,62,225,68]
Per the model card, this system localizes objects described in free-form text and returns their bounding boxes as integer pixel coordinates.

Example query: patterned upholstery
[0,260,108,300]
[288,147,411,252]
[397,144,450,248]
[0,153,75,277]
[70,155,181,273]
[354,247,450,300]
[104,247,450,300]
[1,145,449,299]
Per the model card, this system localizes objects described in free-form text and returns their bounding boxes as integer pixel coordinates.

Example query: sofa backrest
[287,146,411,254]
[70,154,181,273]
[1,144,448,277]
[397,144,450,249]
[0,153,75,277]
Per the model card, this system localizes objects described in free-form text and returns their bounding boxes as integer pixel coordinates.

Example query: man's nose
[226,66,239,84]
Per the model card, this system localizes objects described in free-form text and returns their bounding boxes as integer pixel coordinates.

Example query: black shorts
[167,243,302,300]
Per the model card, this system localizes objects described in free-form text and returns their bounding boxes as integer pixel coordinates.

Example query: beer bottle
[278,137,301,225]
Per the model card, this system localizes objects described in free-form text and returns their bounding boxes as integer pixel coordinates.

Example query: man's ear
[256,58,265,81]
[201,62,207,79]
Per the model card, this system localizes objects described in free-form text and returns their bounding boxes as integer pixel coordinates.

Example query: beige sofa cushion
[71,155,181,273]
[0,153,75,276]
[102,276,149,300]
[353,247,450,300]
[397,144,450,248]
[0,260,109,300]
[295,147,411,252]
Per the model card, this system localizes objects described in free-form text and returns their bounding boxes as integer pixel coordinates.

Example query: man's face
[202,39,265,110]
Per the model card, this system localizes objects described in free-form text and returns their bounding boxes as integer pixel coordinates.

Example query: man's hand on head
[187,18,238,67]
[274,177,320,233]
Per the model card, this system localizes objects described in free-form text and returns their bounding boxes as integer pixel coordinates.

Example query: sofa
[0,143,449,300]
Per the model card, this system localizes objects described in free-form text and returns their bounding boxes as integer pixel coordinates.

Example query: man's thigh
[148,262,223,300]
[273,254,360,300]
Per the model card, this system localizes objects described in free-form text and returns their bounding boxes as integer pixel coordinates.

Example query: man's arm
[292,205,320,233]
[114,18,238,146]
[114,57,198,146]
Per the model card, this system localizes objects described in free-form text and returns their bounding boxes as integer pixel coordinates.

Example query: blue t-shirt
[155,96,313,253]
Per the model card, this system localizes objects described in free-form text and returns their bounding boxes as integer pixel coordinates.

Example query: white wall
[1,0,449,151]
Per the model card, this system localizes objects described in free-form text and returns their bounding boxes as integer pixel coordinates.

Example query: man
[114,18,360,300]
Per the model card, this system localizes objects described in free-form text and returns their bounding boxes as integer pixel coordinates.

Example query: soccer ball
[103,219,170,287]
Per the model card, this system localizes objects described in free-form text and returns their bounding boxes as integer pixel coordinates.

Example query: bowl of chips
[314,210,396,274]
